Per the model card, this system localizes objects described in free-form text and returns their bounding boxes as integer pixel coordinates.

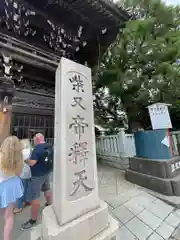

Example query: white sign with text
[148,103,172,130]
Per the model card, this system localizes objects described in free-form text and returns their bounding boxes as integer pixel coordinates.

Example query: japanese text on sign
[171,161,180,173]
[148,103,172,130]
[68,73,93,198]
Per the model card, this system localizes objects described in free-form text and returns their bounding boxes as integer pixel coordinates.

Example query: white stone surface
[124,199,144,215]
[174,209,180,218]
[112,206,134,224]
[137,210,162,230]
[126,217,153,240]
[165,213,180,228]
[41,202,118,240]
[148,200,174,220]
[86,215,119,240]
[117,226,137,240]
[54,58,99,224]
[148,232,164,240]
[156,222,174,239]
[129,194,155,209]
[30,225,42,240]
[108,193,132,208]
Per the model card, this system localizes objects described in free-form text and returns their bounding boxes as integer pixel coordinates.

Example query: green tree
[93,88,126,134]
[95,0,180,131]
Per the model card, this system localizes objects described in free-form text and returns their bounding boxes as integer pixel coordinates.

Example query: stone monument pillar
[40,58,119,240]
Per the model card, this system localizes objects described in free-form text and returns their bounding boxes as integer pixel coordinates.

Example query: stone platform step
[126,169,180,196]
[129,156,180,179]
[148,189,180,209]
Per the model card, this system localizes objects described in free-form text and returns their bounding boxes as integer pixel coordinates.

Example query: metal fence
[11,113,54,140]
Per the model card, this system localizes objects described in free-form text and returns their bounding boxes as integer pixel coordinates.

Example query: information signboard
[148,103,172,130]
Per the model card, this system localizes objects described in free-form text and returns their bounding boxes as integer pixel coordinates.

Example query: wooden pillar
[0,77,15,144]
[0,111,12,144]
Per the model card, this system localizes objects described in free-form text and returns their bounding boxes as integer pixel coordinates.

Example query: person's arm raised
[27,148,38,166]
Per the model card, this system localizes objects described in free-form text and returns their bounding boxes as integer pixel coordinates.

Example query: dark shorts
[26,174,51,201]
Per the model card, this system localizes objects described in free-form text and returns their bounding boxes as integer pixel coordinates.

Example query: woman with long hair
[0,136,24,240]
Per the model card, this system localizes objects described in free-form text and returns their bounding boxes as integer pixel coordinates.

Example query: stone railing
[96,129,180,169]
[96,128,136,169]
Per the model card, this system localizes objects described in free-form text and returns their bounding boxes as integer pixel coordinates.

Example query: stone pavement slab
[165,213,180,228]
[108,188,180,239]
[156,222,174,239]
[137,210,163,230]
[100,165,180,240]
[126,217,153,240]
[148,189,180,209]
[170,227,180,240]
[124,199,144,215]
[112,205,135,224]
[117,226,138,239]
[1,164,180,240]
[148,232,164,240]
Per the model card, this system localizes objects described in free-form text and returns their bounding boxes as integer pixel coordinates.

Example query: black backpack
[39,145,54,173]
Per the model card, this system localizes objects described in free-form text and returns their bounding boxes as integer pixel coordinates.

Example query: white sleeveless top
[20,148,31,179]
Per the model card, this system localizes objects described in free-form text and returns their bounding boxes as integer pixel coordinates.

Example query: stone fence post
[118,128,127,157]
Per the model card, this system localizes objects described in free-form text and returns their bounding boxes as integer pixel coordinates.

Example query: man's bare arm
[27,159,37,166]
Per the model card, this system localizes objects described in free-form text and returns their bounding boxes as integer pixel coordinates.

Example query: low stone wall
[126,156,180,196]
[126,169,174,196]
[129,156,180,179]
[97,154,129,170]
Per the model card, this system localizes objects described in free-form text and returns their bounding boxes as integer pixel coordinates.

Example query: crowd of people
[0,133,53,240]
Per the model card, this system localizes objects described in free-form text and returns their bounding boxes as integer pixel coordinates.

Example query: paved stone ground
[98,165,180,240]
[1,164,180,240]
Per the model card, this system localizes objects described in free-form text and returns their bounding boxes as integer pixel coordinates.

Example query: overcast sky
[114,0,179,5]
[164,0,179,5]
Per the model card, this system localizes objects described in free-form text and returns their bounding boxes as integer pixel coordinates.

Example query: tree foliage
[94,0,180,131]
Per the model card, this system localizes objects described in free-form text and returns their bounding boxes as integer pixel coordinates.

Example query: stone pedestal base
[33,201,118,240]
[126,157,180,196]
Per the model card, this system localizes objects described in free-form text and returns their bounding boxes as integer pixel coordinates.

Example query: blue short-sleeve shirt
[30,143,51,177]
